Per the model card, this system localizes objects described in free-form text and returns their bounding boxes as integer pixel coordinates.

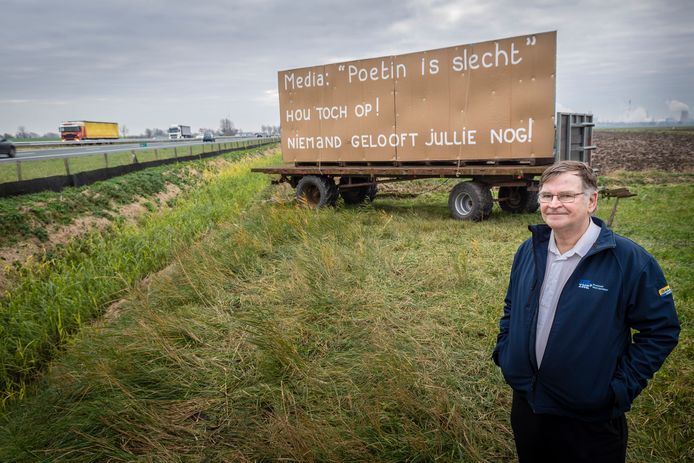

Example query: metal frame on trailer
[555,113,596,164]
[253,112,602,221]
[252,164,546,221]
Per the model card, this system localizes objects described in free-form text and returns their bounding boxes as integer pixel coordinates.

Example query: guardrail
[13,135,274,149]
[0,137,280,197]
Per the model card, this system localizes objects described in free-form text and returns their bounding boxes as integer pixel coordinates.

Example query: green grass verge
[0,140,262,183]
[0,143,272,246]
[0,147,280,408]
[0,172,691,461]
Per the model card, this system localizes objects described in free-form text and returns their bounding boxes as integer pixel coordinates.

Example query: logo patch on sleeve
[659,285,672,297]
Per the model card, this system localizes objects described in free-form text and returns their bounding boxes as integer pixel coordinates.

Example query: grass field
[0,146,279,407]
[0,163,691,461]
[0,139,269,183]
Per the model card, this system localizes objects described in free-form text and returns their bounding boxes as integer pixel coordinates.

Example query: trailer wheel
[288,175,301,188]
[448,181,493,221]
[295,175,338,208]
[339,177,378,205]
[525,191,539,213]
[497,187,527,213]
[498,187,539,214]
[8,147,16,158]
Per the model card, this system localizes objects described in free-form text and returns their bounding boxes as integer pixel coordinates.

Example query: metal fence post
[189,146,193,157]
[104,152,109,168]
[16,160,22,181]
[154,148,158,160]
[64,158,71,176]
[131,150,138,164]
[174,147,178,160]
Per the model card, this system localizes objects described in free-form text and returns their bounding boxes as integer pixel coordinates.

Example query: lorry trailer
[253,32,596,220]
[59,121,119,141]
[168,125,192,139]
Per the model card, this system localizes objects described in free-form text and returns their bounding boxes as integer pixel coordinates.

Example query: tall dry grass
[0,174,691,462]
[0,147,279,408]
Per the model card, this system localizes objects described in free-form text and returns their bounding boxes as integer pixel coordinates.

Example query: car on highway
[0,137,16,158]
[203,132,215,142]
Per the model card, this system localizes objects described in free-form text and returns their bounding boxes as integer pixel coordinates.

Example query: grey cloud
[1,0,692,133]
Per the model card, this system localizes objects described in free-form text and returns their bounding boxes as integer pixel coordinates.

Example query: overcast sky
[1,0,692,135]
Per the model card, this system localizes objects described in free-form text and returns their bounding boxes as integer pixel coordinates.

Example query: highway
[1,137,266,162]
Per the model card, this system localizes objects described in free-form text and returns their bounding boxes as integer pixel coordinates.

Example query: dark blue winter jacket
[493,217,679,421]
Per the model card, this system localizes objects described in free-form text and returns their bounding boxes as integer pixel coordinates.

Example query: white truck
[168,125,192,140]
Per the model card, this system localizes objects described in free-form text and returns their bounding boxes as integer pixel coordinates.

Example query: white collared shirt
[535,220,601,367]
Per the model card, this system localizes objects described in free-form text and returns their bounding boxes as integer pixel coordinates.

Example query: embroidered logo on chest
[578,279,609,292]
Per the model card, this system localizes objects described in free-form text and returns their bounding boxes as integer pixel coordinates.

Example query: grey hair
[539,161,598,195]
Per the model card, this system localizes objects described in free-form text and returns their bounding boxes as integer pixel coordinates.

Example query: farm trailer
[253,113,595,221]
[253,32,597,220]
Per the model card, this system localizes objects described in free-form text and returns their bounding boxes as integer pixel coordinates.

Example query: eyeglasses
[538,192,585,203]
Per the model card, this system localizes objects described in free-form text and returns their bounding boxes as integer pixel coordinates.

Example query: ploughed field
[592,129,694,173]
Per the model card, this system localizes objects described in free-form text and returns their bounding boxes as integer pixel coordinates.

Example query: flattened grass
[0,172,691,462]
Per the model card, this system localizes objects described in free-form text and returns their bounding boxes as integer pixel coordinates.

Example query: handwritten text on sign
[278,32,555,162]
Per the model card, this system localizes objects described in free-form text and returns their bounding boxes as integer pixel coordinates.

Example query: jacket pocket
[610,378,630,413]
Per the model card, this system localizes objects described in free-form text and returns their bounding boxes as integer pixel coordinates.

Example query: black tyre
[498,186,539,213]
[295,175,338,208]
[339,177,378,205]
[448,181,493,221]
[8,147,16,158]
[524,190,539,213]
[288,175,301,188]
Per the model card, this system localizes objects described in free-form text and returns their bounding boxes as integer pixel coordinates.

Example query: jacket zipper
[526,222,616,412]
[531,243,614,412]
[540,243,608,365]
[526,236,544,411]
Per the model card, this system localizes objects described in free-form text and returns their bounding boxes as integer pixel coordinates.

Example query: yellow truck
[59,121,119,141]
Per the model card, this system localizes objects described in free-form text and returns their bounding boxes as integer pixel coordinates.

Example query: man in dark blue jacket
[492,161,679,463]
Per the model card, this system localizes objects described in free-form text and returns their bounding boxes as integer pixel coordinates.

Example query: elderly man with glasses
[492,160,679,463]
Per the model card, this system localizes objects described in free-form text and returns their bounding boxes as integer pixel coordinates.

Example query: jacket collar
[528,217,616,279]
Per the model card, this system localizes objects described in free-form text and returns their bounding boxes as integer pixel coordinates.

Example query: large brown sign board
[278,31,556,163]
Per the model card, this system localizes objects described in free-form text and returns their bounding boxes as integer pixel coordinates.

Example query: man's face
[539,173,597,233]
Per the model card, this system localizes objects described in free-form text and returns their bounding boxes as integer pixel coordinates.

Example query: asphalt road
[2,137,263,162]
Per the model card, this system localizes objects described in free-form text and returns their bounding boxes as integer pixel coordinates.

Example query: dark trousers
[511,391,627,463]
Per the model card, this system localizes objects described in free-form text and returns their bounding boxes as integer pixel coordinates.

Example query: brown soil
[592,131,694,173]
[0,183,183,292]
